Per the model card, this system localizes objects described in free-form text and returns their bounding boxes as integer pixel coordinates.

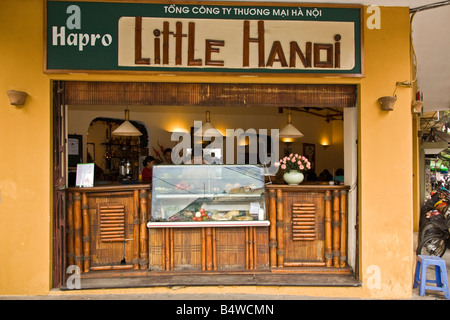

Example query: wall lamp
[377,81,411,111]
[7,90,28,106]
[411,101,424,114]
[411,91,424,114]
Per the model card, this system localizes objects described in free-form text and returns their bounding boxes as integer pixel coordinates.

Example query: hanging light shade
[112,109,142,136]
[194,111,223,137]
[279,112,304,139]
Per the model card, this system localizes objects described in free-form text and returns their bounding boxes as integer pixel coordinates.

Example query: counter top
[147,220,270,228]
[67,182,348,193]
[266,183,349,191]
[67,181,151,193]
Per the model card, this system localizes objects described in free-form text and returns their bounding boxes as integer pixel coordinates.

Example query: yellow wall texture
[0,0,414,298]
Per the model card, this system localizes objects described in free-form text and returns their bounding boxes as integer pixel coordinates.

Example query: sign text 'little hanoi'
[134,19,343,69]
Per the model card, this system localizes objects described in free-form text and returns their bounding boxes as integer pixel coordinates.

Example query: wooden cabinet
[266,185,349,269]
[65,182,353,289]
[66,184,151,273]
[146,164,270,273]
[148,226,269,272]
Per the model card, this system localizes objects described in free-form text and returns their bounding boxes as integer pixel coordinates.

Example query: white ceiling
[411,3,450,111]
[315,1,450,111]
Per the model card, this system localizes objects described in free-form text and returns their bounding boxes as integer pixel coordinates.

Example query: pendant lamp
[112,109,142,136]
[279,112,304,139]
[194,111,222,137]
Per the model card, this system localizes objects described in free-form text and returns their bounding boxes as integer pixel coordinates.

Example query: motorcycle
[418,186,449,239]
[417,185,450,256]
[416,214,450,257]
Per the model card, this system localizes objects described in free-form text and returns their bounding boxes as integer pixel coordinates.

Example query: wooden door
[282,191,326,267]
[89,193,136,267]
[52,81,67,287]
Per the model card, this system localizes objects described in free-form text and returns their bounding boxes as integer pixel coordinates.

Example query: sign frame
[44,0,364,77]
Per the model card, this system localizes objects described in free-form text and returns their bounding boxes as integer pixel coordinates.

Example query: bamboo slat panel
[82,193,91,272]
[266,185,349,269]
[149,227,204,271]
[147,226,268,272]
[332,190,341,268]
[276,189,284,267]
[292,203,316,241]
[205,227,214,270]
[133,190,140,270]
[268,190,277,268]
[66,186,150,275]
[139,189,149,270]
[215,228,247,271]
[148,228,164,271]
[66,193,75,267]
[325,190,333,267]
[64,81,356,109]
[282,191,324,265]
[255,227,270,270]
[89,195,134,267]
[172,228,202,271]
[99,205,125,242]
[340,190,348,268]
[73,193,83,272]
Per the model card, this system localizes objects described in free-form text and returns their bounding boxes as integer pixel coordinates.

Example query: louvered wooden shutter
[292,203,316,241]
[99,205,125,242]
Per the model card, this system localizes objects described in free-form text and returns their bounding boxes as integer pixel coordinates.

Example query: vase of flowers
[275,154,311,185]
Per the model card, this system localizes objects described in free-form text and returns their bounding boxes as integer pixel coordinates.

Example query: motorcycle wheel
[419,223,439,240]
[416,234,447,257]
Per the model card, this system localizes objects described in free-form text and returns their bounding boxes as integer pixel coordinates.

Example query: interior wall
[68,105,344,177]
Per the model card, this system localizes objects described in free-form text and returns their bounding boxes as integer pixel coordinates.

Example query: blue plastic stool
[413,255,450,299]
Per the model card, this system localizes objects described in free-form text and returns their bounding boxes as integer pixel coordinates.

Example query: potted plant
[275,154,311,185]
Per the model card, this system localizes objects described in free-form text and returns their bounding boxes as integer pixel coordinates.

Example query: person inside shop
[184,155,210,164]
[87,153,104,181]
[142,156,156,182]
[318,169,333,181]
[163,148,173,165]
[306,169,317,181]
[334,168,344,183]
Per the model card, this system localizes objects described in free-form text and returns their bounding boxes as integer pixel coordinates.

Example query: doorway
[52,80,359,287]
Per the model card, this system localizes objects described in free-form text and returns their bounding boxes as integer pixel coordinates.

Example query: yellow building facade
[0,0,417,298]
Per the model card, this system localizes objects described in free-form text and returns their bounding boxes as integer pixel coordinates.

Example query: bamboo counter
[66,183,151,273]
[65,183,350,276]
[266,184,350,269]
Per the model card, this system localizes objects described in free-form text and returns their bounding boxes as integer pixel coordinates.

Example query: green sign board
[45,1,362,75]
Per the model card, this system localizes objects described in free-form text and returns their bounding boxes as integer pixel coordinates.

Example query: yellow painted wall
[0,1,414,298]
[358,7,414,298]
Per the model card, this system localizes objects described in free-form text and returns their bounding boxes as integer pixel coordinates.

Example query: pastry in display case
[148,164,267,227]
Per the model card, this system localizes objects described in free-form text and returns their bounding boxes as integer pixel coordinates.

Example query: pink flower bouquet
[275,154,311,173]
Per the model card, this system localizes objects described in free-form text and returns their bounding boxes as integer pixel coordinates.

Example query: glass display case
[148,164,268,227]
